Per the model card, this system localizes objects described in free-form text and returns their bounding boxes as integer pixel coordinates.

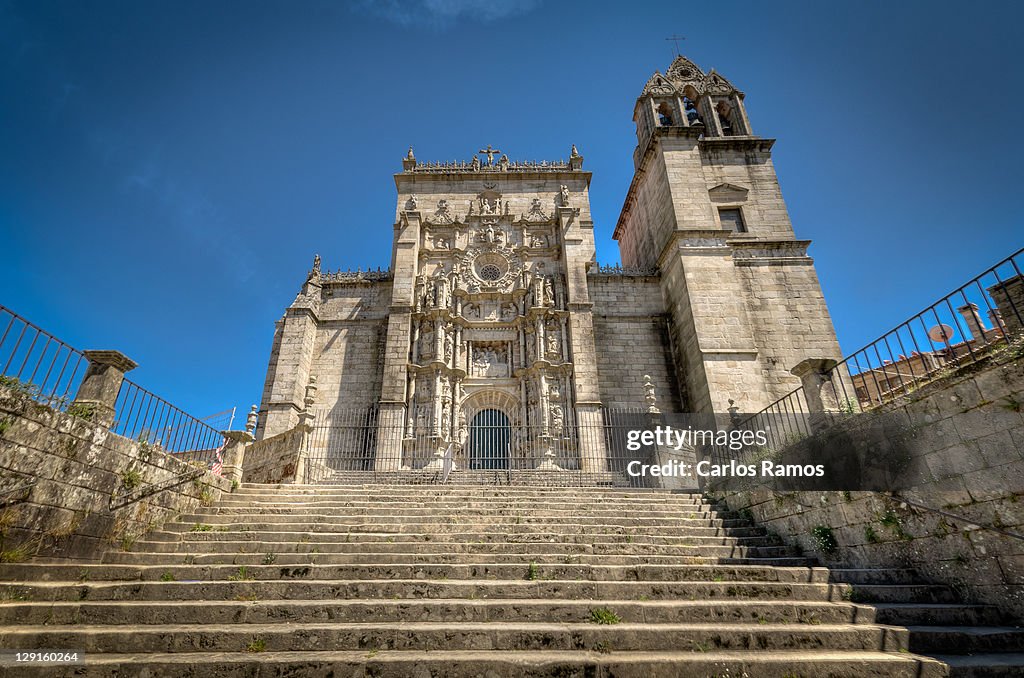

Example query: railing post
[71,350,137,427]
[791,358,840,433]
[220,430,253,485]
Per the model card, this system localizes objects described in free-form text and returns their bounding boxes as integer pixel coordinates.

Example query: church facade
[255,55,843,478]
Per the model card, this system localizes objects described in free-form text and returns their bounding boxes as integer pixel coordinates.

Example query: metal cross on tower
[665,34,686,56]
[478,145,501,165]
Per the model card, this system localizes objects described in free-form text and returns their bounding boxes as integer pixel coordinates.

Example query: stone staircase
[0,484,1021,676]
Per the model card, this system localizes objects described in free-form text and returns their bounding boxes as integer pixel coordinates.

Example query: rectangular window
[718,207,746,232]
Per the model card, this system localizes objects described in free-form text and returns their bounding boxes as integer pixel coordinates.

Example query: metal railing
[0,305,87,411]
[112,379,224,455]
[303,405,663,487]
[735,246,1024,444]
[0,304,224,463]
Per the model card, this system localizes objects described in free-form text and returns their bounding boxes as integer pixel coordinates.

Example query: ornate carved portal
[404,197,576,471]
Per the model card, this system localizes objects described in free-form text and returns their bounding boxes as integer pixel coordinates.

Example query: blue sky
[2,0,1022,419]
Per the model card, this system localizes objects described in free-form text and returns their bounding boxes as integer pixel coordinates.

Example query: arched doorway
[468,408,511,470]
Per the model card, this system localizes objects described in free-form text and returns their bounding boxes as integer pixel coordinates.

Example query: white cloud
[352,0,542,28]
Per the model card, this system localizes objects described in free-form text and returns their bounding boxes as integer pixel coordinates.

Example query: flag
[211,439,227,477]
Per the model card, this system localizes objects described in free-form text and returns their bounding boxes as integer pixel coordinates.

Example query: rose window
[472,252,510,284]
[478,264,502,281]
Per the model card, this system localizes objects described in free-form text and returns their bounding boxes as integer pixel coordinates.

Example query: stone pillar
[293,377,317,484]
[791,358,841,432]
[220,430,253,485]
[956,302,987,343]
[71,350,138,427]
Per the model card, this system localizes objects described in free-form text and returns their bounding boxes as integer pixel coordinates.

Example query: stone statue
[546,327,561,359]
[543,276,555,307]
[312,254,321,274]
[560,185,570,207]
[471,156,481,171]
[549,404,565,436]
[409,195,418,210]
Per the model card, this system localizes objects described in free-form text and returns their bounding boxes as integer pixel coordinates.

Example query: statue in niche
[409,195,418,210]
[420,323,434,359]
[441,404,451,436]
[550,403,565,436]
[543,277,555,307]
[480,224,504,246]
[501,302,517,321]
[504,201,510,216]
[444,333,454,362]
[436,276,450,309]
[559,185,570,207]
[435,237,450,250]
[415,404,429,430]
[463,302,479,319]
[530,233,549,248]
[546,324,561,359]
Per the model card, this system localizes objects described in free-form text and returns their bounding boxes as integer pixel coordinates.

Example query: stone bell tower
[614,55,843,413]
[374,145,606,473]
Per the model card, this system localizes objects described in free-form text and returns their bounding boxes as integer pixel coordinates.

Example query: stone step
[167,516,757,531]
[0,562,830,584]
[233,484,704,497]
[0,621,911,653]
[132,537,795,559]
[932,652,1024,678]
[153,532,774,553]
[118,538,763,557]
[830,568,923,585]
[98,551,790,567]
[0,649,949,678]
[0,598,877,626]
[907,626,1024,654]
[845,584,959,604]
[0,579,846,603]
[214,500,736,515]
[874,603,1007,627]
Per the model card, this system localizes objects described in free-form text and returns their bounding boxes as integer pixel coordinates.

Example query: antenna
[927,324,955,343]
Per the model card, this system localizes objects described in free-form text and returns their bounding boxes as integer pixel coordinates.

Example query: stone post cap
[957,302,980,312]
[790,358,838,379]
[221,430,254,444]
[82,350,138,373]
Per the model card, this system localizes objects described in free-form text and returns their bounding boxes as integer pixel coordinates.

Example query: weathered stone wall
[310,282,391,417]
[588,274,682,410]
[735,251,845,404]
[0,385,231,562]
[721,343,1024,620]
[242,425,306,484]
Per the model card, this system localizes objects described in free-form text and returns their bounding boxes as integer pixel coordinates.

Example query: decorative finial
[312,253,321,274]
[245,405,258,435]
[407,146,415,160]
[570,144,580,158]
[643,375,659,414]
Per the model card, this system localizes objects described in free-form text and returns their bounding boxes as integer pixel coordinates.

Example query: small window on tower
[718,207,746,233]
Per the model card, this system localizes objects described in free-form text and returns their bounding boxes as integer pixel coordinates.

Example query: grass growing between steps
[589,607,622,624]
